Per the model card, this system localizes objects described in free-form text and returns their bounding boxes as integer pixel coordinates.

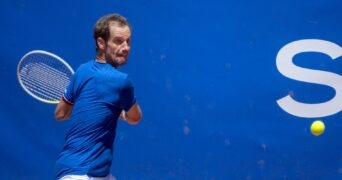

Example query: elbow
[55,111,68,121]
[55,115,64,121]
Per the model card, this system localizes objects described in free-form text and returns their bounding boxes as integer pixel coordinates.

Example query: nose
[121,41,130,53]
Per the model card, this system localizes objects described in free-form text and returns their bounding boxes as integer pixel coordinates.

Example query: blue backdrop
[1,0,342,179]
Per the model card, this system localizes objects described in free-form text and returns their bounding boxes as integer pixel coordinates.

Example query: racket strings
[20,64,67,100]
[18,53,73,103]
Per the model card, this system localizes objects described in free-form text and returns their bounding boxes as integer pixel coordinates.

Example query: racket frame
[17,50,74,104]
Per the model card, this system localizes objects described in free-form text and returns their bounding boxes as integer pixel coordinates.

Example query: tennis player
[54,13,142,180]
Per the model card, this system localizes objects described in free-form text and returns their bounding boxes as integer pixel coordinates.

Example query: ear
[97,37,106,51]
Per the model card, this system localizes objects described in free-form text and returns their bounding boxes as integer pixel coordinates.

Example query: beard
[105,51,127,68]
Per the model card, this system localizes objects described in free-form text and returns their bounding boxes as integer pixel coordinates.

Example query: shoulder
[77,60,94,71]
[110,69,134,89]
[122,75,135,90]
[103,66,127,80]
[72,60,93,75]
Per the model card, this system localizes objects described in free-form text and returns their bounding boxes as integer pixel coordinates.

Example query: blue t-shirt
[55,60,136,179]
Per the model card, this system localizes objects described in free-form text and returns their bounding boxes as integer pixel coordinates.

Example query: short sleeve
[120,78,136,111]
[63,74,76,104]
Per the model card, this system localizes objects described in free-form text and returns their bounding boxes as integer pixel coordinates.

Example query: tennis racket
[17,50,74,104]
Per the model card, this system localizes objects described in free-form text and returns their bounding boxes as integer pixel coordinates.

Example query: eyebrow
[113,36,130,41]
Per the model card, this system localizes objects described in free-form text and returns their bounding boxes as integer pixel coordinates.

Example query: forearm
[120,104,142,125]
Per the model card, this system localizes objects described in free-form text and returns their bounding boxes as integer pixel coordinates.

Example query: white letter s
[276,39,342,118]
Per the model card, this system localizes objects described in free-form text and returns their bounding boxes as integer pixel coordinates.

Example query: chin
[120,61,128,66]
[114,58,127,67]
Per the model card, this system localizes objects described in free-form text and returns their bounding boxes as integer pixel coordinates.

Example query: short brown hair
[93,13,131,52]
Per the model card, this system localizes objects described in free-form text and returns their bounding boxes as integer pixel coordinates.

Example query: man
[54,13,142,180]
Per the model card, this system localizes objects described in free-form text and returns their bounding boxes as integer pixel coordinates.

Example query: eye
[113,38,124,45]
[112,37,131,46]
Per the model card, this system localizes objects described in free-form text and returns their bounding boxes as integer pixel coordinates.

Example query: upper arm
[55,97,73,121]
[55,71,76,121]
[120,77,142,124]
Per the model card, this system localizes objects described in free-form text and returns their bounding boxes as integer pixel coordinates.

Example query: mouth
[117,54,128,59]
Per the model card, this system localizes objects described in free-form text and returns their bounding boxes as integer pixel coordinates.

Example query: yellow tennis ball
[310,120,325,136]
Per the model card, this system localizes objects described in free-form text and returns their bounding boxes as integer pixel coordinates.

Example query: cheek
[106,42,116,50]
[106,45,117,54]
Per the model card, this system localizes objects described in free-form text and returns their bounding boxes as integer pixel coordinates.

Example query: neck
[95,54,106,63]
[95,54,118,68]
